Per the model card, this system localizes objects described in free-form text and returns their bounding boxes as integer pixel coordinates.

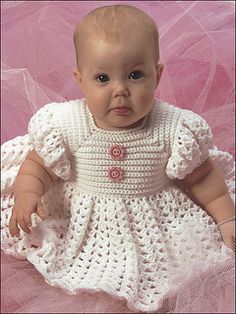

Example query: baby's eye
[96,74,110,83]
[129,71,143,80]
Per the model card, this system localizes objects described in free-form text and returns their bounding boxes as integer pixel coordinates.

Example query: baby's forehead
[83,24,150,45]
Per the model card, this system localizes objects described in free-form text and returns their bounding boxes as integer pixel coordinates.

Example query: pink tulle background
[1,1,235,313]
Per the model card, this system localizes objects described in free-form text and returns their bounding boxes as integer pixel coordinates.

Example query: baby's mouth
[111,106,131,115]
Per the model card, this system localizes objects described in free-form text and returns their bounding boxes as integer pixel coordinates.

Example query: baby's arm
[9,149,60,237]
[175,158,235,249]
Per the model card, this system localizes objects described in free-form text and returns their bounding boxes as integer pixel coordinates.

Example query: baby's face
[74,29,163,130]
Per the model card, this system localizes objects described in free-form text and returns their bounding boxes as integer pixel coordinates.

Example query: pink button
[108,167,124,182]
[109,145,125,159]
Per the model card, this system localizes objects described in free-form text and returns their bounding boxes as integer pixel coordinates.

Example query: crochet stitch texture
[1,99,234,312]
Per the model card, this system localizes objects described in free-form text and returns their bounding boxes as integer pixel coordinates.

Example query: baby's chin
[105,118,146,131]
[123,117,146,129]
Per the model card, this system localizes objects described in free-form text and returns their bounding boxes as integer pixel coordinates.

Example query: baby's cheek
[138,91,155,107]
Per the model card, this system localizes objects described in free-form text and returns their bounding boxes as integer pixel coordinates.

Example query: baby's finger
[9,212,20,237]
[36,204,48,220]
[18,216,31,234]
[24,212,32,227]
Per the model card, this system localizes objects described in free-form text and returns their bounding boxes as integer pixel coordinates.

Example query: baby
[1,4,235,313]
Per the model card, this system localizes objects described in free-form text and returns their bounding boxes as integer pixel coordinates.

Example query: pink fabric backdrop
[1,1,235,313]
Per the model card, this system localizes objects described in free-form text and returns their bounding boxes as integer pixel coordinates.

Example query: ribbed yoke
[59,99,180,197]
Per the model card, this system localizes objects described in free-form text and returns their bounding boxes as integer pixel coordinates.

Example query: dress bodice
[62,100,180,197]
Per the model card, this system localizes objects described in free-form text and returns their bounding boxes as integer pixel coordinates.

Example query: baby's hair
[73,4,160,68]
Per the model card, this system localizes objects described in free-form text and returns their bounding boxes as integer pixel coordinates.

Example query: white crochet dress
[1,99,235,312]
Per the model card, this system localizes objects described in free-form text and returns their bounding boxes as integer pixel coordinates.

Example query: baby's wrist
[14,191,42,201]
[217,215,235,227]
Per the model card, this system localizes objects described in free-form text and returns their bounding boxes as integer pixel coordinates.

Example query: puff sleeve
[28,103,71,180]
[166,110,213,180]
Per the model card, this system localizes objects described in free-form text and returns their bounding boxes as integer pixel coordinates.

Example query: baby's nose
[112,81,129,97]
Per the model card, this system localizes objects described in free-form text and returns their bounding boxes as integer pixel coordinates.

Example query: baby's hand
[9,192,48,237]
[217,216,235,251]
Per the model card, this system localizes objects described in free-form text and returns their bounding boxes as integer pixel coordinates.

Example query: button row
[108,145,125,181]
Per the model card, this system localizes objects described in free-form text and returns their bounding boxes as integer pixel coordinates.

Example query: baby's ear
[73,68,83,86]
[156,63,163,87]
